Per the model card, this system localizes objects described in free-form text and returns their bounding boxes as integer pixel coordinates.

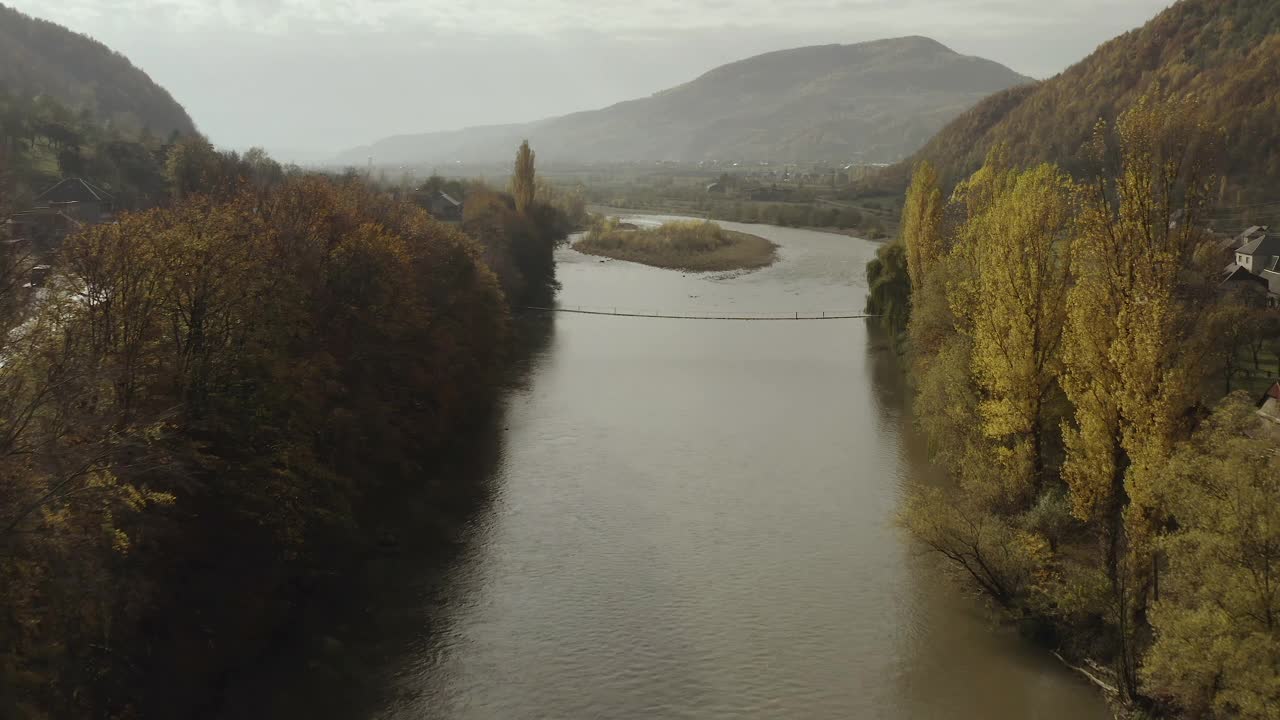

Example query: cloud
[21,0,1168,36]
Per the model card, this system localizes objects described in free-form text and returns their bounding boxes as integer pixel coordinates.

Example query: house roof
[1223,265,1269,289]
[1220,225,1270,252]
[1259,382,1280,410]
[1238,232,1280,257]
[1260,267,1280,294]
[6,210,82,229]
[34,178,114,205]
[1241,225,1269,241]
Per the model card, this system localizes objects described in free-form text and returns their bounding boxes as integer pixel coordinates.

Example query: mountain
[866,0,1280,202]
[335,37,1032,166]
[0,3,196,138]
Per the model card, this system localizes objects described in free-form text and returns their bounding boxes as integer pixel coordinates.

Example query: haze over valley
[8,0,1172,162]
[7,1,1280,719]
[334,37,1033,167]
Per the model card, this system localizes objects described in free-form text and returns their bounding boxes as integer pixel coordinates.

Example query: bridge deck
[522,306,878,321]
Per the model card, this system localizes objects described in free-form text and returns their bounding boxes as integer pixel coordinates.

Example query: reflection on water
[224,221,1109,720]
[215,309,557,720]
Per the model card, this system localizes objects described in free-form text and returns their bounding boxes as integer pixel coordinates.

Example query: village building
[423,190,463,222]
[33,177,115,224]
[3,178,113,255]
[1258,381,1280,424]
[1233,231,1280,274]
[1222,264,1270,294]
[1219,225,1280,306]
[4,208,84,254]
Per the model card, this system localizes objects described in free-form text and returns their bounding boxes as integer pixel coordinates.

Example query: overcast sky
[14,0,1173,161]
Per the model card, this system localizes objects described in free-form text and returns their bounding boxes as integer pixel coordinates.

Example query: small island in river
[573,219,778,272]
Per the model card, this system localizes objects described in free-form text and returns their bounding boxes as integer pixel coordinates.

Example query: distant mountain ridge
[335,37,1032,166]
[0,2,196,138]
[867,0,1280,201]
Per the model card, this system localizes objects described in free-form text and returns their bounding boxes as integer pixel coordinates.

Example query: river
[223,219,1111,719]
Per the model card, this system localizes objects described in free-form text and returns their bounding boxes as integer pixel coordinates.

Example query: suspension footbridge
[522,306,879,321]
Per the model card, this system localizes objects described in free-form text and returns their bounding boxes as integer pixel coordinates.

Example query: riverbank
[573,218,777,272]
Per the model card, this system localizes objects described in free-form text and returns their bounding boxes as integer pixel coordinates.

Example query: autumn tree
[164,136,281,201]
[1059,91,1219,698]
[164,135,220,200]
[1062,93,1219,523]
[900,161,944,296]
[902,486,1050,609]
[957,163,1074,503]
[0,221,176,716]
[512,139,536,215]
[1143,394,1280,718]
[902,158,1071,606]
[1205,300,1261,395]
[902,161,957,364]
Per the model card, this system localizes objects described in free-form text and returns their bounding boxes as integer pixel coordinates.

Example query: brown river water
[221,218,1110,719]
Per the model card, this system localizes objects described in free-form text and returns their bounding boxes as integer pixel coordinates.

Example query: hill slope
[336,37,1032,166]
[867,0,1280,202]
[0,3,196,137]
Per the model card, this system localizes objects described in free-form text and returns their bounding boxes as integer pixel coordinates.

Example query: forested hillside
[0,3,203,210]
[0,3,195,138]
[867,0,1280,207]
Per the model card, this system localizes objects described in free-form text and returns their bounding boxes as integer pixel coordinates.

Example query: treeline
[367,167,586,305]
[703,201,882,236]
[586,180,894,237]
[0,142,568,718]
[875,93,1280,717]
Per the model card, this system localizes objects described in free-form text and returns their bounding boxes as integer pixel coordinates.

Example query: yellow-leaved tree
[512,140,536,215]
[901,161,944,291]
[1143,394,1280,719]
[901,161,950,363]
[1059,91,1219,698]
[900,156,1070,607]
[957,163,1074,504]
